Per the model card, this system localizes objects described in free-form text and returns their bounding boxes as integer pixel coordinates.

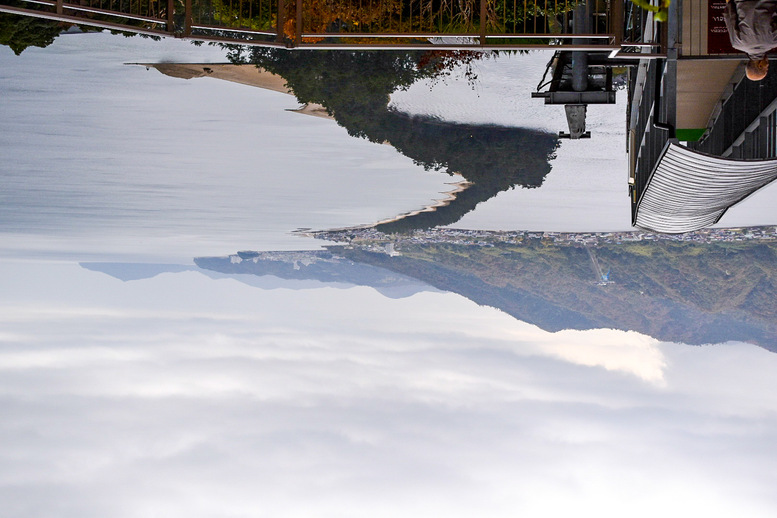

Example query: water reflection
[0,3,65,54]
[3,29,777,517]
[177,48,561,230]
[149,50,561,230]
[186,225,777,348]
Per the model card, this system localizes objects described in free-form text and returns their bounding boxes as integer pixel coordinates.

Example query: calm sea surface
[1,33,452,261]
[2,31,777,518]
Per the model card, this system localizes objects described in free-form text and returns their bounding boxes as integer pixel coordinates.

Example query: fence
[691,68,777,158]
[22,0,167,22]
[1,0,667,52]
[628,57,676,223]
[296,0,610,39]
[188,0,279,35]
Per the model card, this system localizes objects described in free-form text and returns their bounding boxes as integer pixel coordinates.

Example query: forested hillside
[331,239,777,348]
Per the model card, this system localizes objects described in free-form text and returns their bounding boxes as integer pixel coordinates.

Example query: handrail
[20,0,167,24]
[2,0,666,54]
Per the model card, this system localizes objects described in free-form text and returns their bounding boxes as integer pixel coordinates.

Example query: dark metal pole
[571,4,589,92]
[664,0,679,135]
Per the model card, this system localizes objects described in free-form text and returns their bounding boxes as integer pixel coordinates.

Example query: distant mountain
[81,256,435,298]
[326,239,777,350]
[193,250,436,299]
[86,234,777,348]
[80,263,194,281]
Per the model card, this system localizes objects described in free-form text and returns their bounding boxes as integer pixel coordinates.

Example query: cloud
[1,263,777,517]
[537,329,667,384]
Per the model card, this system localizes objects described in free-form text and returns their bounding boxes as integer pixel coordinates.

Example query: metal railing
[626,0,678,226]
[1,0,173,36]
[628,54,677,224]
[22,0,168,22]
[1,0,667,52]
[189,0,279,35]
[729,110,777,159]
[295,0,610,39]
[691,67,777,158]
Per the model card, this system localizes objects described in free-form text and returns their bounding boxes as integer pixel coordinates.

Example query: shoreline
[135,62,334,120]
[310,224,777,247]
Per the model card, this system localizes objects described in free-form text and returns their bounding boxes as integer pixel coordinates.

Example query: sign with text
[708,0,737,54]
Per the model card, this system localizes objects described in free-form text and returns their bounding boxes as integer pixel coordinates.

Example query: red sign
[708,0,737,54]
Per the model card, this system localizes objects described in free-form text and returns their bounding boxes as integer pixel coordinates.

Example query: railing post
[277,0,286,43]
[759,116,769,157]
[296,0,302,44]
[56,0,63,15]
[664,0,679,134]
[611,0,624,46]
[479,0,486,45]
[184,0,192,36]
[167,0,175,33]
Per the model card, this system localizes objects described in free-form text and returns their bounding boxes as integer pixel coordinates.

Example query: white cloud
[1,262,776,518]
[537,329,667,384]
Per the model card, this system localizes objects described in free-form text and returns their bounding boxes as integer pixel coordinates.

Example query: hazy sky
[1,260,777,518]
[2,31,777,518]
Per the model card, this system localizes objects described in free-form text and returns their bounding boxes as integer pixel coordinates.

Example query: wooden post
[167,0,175,34]
[611,0,623,46]
[277,0,286,43]
[56,0,63,15]
[296,0,302,44]
[184,0,192,36]
[479,0,486,45]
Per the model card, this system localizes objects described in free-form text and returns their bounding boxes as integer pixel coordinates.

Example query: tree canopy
[0,8,67,55]
[230,47,558,230]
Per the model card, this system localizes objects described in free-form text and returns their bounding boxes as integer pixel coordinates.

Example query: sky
[1,260,777,518]
[2,31,777,518]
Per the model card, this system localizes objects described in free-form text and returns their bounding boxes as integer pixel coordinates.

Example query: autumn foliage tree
[281,0,507,43]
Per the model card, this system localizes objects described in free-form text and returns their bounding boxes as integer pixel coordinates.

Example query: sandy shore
[138,63,333,120]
